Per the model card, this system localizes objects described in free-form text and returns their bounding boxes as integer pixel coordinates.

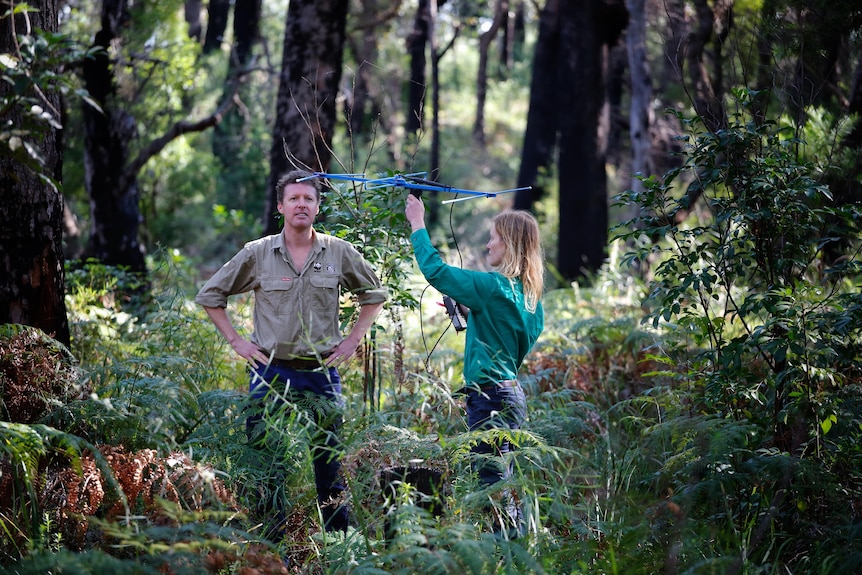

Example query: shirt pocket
[259,278,296,316]
[309,275,340,310]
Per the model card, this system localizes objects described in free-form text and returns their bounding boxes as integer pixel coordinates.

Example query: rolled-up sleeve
[341,244,387,305]
[194,247,258,308]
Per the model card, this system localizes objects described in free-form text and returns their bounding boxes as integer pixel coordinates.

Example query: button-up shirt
[195,230,387,359]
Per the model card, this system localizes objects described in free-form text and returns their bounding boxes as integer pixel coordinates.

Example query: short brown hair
[276,170,321,202]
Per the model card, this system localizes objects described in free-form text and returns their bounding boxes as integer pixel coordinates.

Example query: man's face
[277,182,320,228]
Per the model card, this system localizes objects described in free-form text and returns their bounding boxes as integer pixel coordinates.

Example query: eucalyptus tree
[0,0,70,345]
[78,0,243,274]
[262,0,349,236]
[514,0,628,283]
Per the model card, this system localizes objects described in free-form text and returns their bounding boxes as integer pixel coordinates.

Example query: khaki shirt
[195,230,387,359]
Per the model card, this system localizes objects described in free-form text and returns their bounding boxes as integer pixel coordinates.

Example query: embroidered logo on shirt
[313,262,322,272]
[326,263,336,273]
[281,278,292,281]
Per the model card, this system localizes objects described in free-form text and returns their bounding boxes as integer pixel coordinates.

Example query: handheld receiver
[443,295,467,332]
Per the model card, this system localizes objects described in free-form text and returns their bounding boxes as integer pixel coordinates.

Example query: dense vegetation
[4,1,862,573]
[4,99,862,573]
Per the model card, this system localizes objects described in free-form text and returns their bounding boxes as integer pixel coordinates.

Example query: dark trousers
[246,363,348,533]
[466,382,527,532]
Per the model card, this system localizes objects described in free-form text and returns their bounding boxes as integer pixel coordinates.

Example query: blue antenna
[297,172,531,203]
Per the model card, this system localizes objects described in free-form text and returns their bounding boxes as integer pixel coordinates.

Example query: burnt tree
[263,0,349,235]
[0,0,70,345]
[515,0,627,282]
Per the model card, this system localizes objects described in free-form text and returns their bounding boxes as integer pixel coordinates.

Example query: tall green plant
[612,98,862,571]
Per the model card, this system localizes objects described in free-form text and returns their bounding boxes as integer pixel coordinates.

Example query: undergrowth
[3,102,862,574]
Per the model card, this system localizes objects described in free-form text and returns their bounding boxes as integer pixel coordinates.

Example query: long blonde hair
[492,210,544,312]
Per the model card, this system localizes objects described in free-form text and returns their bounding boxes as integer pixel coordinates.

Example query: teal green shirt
[411,228,544,387]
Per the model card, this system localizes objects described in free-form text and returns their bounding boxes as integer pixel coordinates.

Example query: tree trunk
[685,0,728,133]
[625,0,654,201]
[516,0,626,282]
[474,0,508,146]
[513,0,563,209]
[344,0,402,157]
[263,0,349,235]
[405,0,430,135]
[429,0,441,180]
[0,0,70,345]
[83,0,238,271]
[659,0,685,95]
[556,0,613,282]
[185,0,203,42]
[203,0,231,54]
[82,0,146,273]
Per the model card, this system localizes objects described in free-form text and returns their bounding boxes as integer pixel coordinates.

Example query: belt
[268,354,330,371]
[471,379,518,391]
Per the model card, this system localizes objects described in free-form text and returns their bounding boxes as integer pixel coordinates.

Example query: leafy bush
[611,100,862,572]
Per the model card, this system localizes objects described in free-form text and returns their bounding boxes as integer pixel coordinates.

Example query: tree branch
[117,70,250,193]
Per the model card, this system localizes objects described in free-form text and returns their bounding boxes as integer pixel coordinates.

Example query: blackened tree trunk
[0,0,70,345]
[685,0,729,133]
[515,0,626,283]
[203,0,231,53]
[405,0,430,135]
[82,0,146,273]
[625,0,654,200]
[83,0,244,272]
[513,0,563,209]
[474,0,508,146]
[556,0,612,281]
[263,0,349,235]
[185,0,203,42]
[345,0,398,142]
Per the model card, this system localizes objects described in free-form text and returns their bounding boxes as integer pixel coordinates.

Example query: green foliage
[0,6,99,184]
[609,97,862,572]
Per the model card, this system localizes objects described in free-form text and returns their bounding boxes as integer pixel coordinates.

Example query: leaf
[820,414,837,435]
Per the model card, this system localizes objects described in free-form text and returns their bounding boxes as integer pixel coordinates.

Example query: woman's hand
[405,194,426,231]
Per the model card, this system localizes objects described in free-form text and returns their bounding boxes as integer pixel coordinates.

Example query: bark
[685,0,728,133]
[556,0,612,281]
[82,0,146,273]
[513,0,562,209]
[605,43,626,168]
[516,0,626,282]
[203,0,230,54]
[185,0,203,42]
[83,0,244,270]
[428,0,440,180]
[428,0,458,183]
[659,0,685,94]
[625,0,654,199]
[0,0,70,345]
[263,0,349,235]
[405,0,430,135]
[751,0,778,126]
[474,0,508,146]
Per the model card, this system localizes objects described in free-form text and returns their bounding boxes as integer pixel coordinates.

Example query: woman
[404,193,545,536]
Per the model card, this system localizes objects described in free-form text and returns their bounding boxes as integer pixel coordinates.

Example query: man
[196,169,387,534]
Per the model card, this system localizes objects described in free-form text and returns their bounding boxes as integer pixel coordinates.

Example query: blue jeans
[466,382,527,484]
[246,363,348,533]
[466,382,527,533]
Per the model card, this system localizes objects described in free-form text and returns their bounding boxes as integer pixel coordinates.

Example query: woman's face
[486,225,505,267]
